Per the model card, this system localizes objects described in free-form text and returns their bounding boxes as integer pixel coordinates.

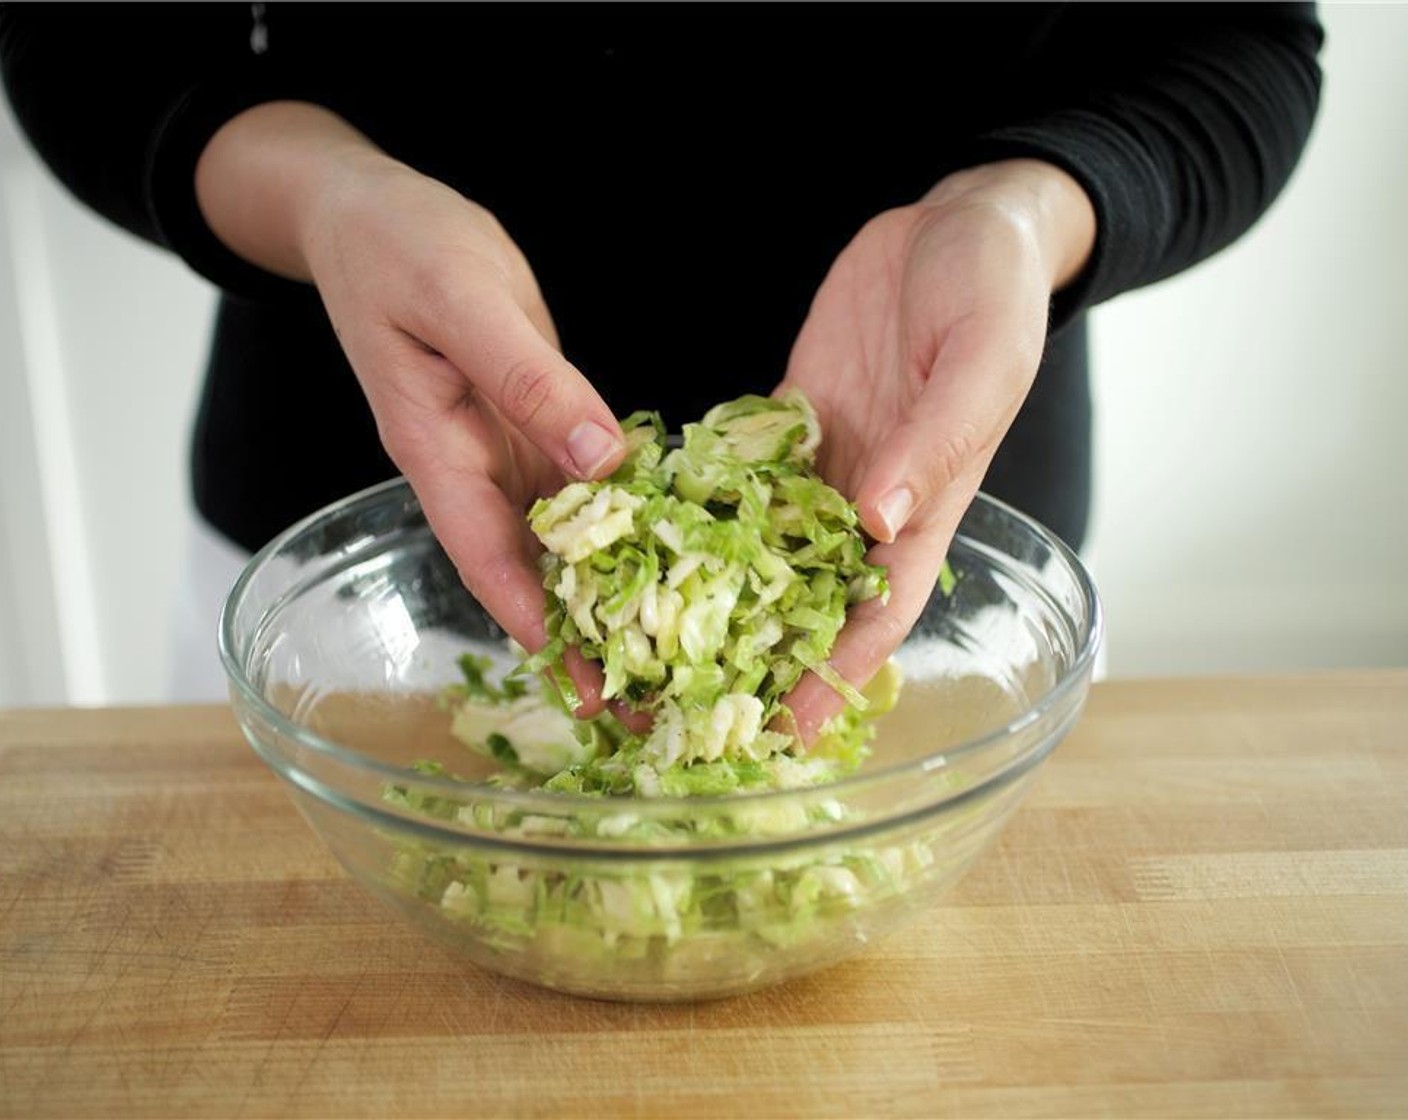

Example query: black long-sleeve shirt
[0,3,1323,552]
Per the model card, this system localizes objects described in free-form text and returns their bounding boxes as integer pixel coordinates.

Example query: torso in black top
[196,5,1089,550]
[0,3,1324,553]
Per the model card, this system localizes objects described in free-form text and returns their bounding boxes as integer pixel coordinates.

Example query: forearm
[194,101,391,283]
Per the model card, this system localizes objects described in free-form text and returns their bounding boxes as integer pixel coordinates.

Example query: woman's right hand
[195,101,625,711]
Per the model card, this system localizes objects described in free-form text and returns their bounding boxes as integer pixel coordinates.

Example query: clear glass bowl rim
[219,476,1103,823]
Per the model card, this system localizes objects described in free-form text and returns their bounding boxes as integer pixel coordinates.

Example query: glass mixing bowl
[221,478,1101,1001]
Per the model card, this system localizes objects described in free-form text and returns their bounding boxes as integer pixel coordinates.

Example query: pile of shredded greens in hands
[443,390,896,798]
[378,393,956,988]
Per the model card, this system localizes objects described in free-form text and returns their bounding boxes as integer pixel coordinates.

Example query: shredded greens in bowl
[379,391,961,996]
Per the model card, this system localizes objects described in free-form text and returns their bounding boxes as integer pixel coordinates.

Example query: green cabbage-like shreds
[521,389,888,791]
[380,392,954,985]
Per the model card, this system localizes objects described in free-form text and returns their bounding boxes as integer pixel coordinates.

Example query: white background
[1,4,1405,707]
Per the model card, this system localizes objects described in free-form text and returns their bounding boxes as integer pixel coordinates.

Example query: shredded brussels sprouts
[504,389,889,795]
[381,392,965,989]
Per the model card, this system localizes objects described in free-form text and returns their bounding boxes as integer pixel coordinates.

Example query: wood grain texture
[1,673,1405,1119]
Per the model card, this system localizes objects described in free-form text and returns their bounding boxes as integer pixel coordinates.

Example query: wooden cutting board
[2,673,1406,1118]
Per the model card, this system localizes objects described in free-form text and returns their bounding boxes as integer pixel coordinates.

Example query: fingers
[374,273,624,716]
[357,295,622,715]
[785,313,1039,742]
[608,699,655,735]
[353,336,579,699]
[407,282,626,483]
[781,512,961,743]
[410,451,551,655]
[396,430,612,723]
[554,647,610,720]
[410,448,611,719]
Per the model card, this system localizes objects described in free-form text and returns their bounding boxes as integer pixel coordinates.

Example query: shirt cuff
[947,116,1173,336]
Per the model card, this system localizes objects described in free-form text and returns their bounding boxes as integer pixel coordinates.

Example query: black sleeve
[3,4,1324,319]
[0,3,303,300]
[965,2,1324,329]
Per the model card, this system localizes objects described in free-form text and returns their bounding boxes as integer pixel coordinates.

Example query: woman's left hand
[779,159,1095,739]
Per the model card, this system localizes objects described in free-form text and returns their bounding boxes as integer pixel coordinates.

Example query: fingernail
[876,487,916,541]
[567,421,620,478]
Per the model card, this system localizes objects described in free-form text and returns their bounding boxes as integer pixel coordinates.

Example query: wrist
[194,101,395,282]
[922,158,1096,291]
